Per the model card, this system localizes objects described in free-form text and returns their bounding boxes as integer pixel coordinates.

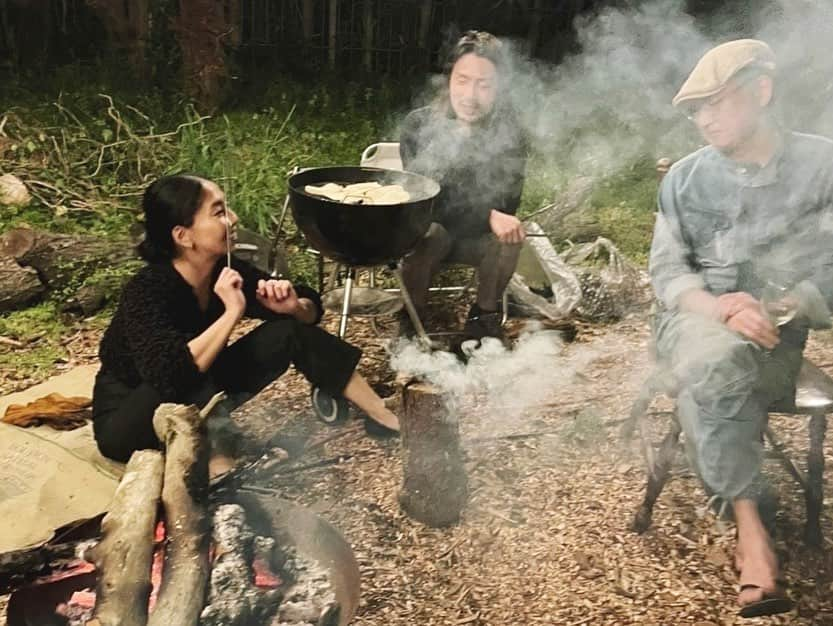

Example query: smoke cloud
[390,324,601,435]
[395,0,833,178]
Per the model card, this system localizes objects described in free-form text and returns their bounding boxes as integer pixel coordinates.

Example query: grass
[0,303,69,384]
[0,74,662,373]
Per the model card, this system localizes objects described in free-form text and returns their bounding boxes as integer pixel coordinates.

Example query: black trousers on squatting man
[92,317,361,463]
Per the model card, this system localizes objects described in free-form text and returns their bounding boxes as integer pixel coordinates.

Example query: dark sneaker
[463,305,505,342]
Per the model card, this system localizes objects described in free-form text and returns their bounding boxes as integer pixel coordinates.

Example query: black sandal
[738,583,793,618]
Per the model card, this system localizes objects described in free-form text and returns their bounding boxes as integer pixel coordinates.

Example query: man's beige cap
[672,39,776,107]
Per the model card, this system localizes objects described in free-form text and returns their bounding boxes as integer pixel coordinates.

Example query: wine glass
[760,281,798,327]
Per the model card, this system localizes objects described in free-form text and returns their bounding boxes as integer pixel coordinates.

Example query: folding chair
[623,352,831,546]
[623,158,831,546]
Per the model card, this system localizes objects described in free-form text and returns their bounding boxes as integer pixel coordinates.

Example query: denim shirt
[650,131,833,316]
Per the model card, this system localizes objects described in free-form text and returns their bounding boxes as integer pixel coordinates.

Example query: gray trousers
[655,312,803,500]
[400,222,522,312]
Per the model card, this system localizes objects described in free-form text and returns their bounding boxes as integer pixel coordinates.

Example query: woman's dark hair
[137,174,205,263]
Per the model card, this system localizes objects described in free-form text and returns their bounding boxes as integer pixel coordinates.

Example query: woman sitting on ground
[92,174,399,466]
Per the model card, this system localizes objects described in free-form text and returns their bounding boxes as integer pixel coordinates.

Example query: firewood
[147,403,210,626]
[0,538,98,594]
[199,503,281,626]
[398,381,468,527]
[90,449,164,626]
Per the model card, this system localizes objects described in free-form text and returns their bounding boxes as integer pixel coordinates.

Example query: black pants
[401,222,522,312]
[93,318,362,463]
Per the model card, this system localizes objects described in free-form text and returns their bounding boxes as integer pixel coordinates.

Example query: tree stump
[90,449,164,626]
[147,403,210,626]
[398,382,468,527]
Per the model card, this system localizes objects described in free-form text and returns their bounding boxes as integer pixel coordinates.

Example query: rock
[0,174,31,207]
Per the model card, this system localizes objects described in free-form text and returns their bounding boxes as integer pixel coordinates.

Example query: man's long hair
[431,30,509,124]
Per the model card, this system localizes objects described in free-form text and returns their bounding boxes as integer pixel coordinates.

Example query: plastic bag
[560,237,645,322]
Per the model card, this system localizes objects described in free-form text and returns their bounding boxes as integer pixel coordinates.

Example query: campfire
[3,401,359,626]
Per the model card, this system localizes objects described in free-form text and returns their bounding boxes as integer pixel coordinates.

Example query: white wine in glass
[761,282,798,327]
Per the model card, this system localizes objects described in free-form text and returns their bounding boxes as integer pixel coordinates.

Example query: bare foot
[209,453,236,480]
[736,537,782,608]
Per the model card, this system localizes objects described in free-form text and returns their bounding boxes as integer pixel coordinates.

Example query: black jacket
[97,257,323,401]
[399,105,528,237]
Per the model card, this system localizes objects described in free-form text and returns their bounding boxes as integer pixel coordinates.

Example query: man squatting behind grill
[397,30,529,341]
[92,175,400,474]
[649,39,833,617]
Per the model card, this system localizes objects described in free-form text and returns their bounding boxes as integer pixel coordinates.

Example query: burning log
[398,382,468,527]
[89,449,164,626]
[200,503,281,626]
[147,403,210,626]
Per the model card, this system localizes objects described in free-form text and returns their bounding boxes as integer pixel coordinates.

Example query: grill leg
[338,268,356,339]
[632,419,681,534]
[391,264,431,348]
[805,412,827,547]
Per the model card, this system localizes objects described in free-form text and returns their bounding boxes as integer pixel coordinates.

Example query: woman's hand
[214,267,246,319]
[256,279,300,315]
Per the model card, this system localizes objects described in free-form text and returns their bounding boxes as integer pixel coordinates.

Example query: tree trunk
[0,256,43,311]
[327,0,337,70]
[1,227,135,284]
[175,0,230,111]
[85,0,149,80]
[417,0,432,69]
[226,0,241,48]
[398,382,467,527]
[361,0,373,72]
[91,450,164,626]
[147,403,210,626]
[526,0,542,56]
[0,227,136,313]
[302,0,315,42]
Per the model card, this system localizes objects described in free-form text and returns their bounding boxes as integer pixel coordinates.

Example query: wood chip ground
[3,300,833,625]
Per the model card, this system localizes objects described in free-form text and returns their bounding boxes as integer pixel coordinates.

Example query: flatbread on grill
[304,182,411,204]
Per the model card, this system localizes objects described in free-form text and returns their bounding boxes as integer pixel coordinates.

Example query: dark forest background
[1,0,772,109]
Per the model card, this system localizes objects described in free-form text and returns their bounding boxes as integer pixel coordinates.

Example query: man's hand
[725,307,780,350]
[489,210,525,244]
[715,291,759,323]
[256,279,300,315]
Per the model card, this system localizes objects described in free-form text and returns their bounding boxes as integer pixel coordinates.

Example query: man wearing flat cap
[650,39,833,618]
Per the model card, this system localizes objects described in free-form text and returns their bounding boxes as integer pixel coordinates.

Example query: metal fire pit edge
[250,494,361,626]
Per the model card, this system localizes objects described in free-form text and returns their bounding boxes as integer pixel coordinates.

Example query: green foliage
[590,159,659,263]
[0,303,67,382]
[0,302,63,340]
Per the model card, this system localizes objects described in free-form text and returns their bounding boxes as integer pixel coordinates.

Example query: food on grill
[304,181,411,204]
